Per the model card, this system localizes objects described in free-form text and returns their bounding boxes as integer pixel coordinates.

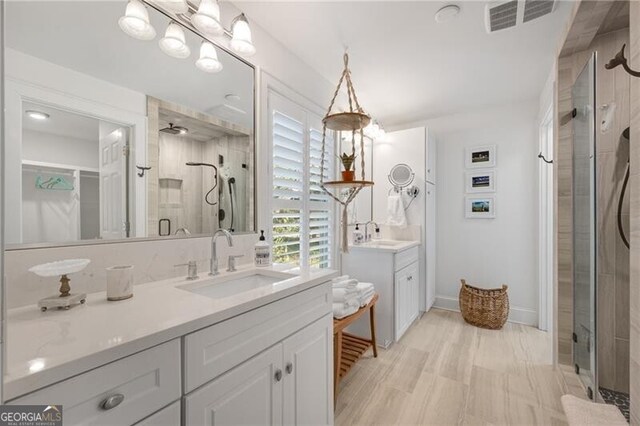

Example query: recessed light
[435,4,460,23]
[26,110,50,121]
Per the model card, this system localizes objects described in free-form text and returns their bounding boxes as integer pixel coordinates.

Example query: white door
[99,128,127,239]
[282,315,333,426]
[184,344,283,426]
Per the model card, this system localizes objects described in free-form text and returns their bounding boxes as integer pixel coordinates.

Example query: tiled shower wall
[556,19,631,393]
[593,28,631,393]
[629,2,640,423]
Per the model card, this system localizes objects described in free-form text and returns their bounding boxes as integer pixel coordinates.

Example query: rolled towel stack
[332,276,377,318]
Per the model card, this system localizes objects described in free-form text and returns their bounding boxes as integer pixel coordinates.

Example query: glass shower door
[572,53,597,398]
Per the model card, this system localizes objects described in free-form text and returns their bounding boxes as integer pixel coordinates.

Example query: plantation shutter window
[269,92,336,269]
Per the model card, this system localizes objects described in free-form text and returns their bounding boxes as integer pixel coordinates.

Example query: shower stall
[571,30,631,419]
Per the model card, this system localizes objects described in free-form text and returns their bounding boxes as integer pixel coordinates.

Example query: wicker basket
[459,279,509,329]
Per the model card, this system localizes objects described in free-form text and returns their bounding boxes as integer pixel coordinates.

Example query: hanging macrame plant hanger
[320,53,374,253]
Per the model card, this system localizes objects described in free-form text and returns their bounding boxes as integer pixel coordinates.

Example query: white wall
[22,130,98,169]
[395,101,540,325]
[434,101,539,325]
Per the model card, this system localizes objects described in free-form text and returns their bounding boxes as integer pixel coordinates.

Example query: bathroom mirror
[3,0,255,248]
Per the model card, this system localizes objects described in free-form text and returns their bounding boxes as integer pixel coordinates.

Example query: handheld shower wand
[185,162,218,206]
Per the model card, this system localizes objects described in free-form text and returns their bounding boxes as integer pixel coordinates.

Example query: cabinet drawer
[135,401,181,426]
[12,340,181,426]
[184,282,331,393]
[395,246,419,271]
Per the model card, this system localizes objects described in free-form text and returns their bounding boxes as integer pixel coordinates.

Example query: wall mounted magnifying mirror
[3,0,256,249]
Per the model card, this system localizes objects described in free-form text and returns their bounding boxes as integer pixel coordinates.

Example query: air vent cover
[523,0,556,23]
[486,0,518,32]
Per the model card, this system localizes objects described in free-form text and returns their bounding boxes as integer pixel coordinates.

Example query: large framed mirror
[3,0,256,249]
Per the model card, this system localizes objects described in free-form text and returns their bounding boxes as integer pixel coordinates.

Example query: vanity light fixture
[157,0,188,14]
[192,0,224,36]
[196,41,223,73]
[230,14,256,57]
[364,120,387,141]
[25,110,50,121]
[118,0,157,41]
[159,21,191,58]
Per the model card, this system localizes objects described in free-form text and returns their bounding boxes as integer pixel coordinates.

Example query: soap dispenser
[254,230,271,267]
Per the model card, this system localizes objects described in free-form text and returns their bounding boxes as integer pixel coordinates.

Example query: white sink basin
[361,240,404,247]
[177,270,295,300]
[370,240,403,246]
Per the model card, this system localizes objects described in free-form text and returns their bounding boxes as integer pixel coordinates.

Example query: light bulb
[230,14,256,56]
[192,0,223,36]
[196,41,223,73]
[159,21,191,59]
[26,110,50,121]
[118,0,156,41]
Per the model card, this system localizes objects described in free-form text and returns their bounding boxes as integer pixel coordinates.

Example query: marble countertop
[4,264,338,400]
[347,239,420,253]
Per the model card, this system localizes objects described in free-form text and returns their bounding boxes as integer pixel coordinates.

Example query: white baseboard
[433,295,538,327]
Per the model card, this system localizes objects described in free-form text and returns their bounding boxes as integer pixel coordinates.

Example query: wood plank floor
[335,309,587,425]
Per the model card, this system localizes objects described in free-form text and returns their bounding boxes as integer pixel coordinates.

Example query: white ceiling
[238,0,572,126]
[6,1,254,129]
[23,101,100,142]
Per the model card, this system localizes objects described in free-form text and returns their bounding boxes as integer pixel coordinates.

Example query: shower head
[160,123,188,135]
[228,177,236,184]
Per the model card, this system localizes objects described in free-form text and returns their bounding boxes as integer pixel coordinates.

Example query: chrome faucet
[364,221,380,242]
[210,229,233,276]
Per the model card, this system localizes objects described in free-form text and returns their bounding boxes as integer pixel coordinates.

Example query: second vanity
[5,265,337,425]
[342,240,421,347]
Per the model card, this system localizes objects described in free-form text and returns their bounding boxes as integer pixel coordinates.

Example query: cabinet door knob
[100,393,125,410]
[407,275,413,281]
[275,369,283,382]
[285,362,293,374]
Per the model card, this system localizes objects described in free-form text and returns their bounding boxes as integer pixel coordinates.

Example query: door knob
[275,369,283,382]
[285,362,293,374]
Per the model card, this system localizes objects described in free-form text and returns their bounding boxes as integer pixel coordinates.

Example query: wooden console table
[333,293,378,404]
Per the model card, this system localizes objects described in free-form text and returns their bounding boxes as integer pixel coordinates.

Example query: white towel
[333,287,358,302]
[333,278,358,289]
[386,194,407,227]
[333,301,359,319]
[355,282,374,293]
[332,275,350,283]
[359,291,375,307]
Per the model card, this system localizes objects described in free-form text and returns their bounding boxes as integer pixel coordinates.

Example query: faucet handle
[227,255,244,272]
[175,260,199,280]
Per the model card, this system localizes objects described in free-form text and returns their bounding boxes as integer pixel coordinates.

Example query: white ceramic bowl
[29,259,91,277]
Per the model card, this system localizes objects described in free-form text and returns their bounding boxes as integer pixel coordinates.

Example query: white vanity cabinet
[395,260,420,339]
[9,279,334,426]
[184,314,333,426]
[342,244,421,346]
[11,340,181,426]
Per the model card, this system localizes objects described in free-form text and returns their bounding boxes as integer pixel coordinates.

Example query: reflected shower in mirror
[3,0,255,247]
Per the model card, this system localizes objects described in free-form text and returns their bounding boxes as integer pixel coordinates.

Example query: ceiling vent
[523,0,556,23]
[485,0,518,32]
[485,0,556,33]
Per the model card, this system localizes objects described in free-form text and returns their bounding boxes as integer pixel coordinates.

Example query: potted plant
[339,152,356,181]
